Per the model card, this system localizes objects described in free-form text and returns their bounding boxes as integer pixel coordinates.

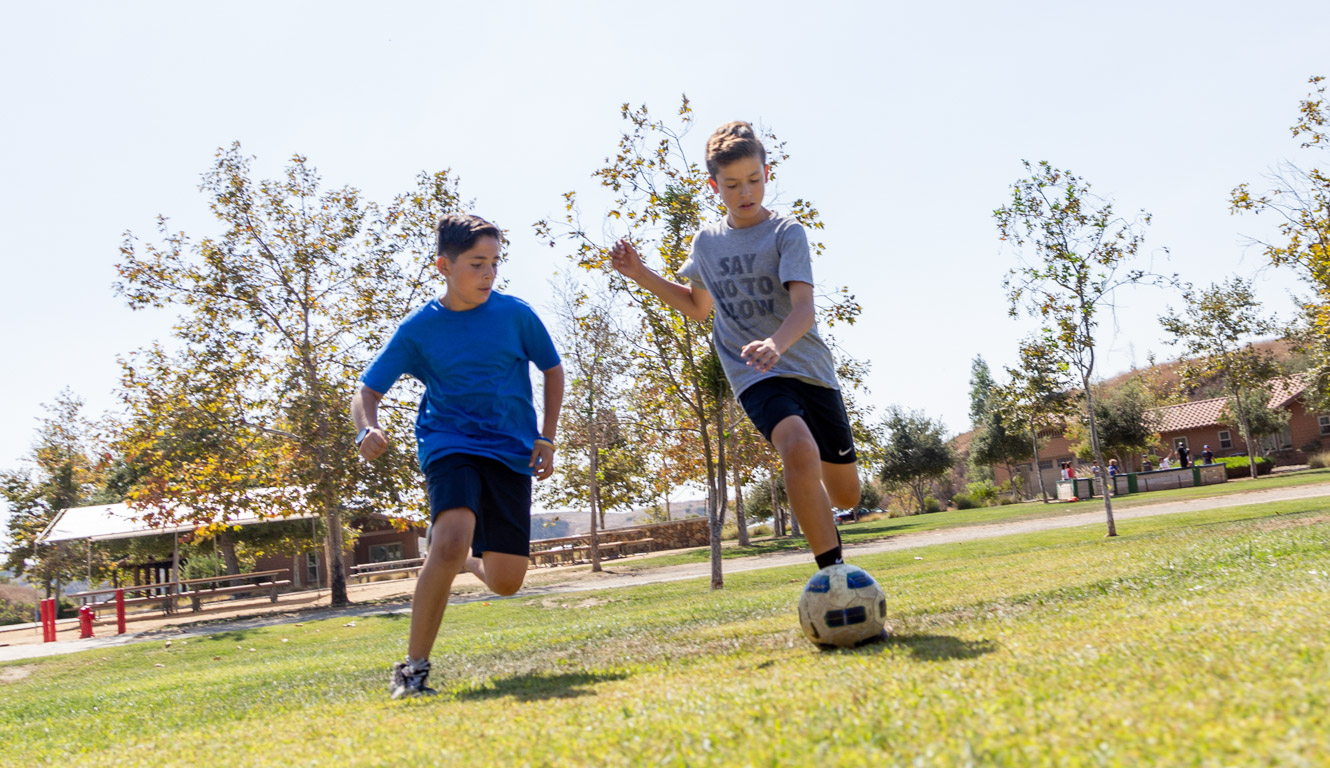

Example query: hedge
[1215,456,1274,478]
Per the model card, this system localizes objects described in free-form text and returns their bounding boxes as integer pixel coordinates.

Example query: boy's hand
[530,441,556,480]
[609,238,647,282]
[358,428,389,461]
[741,338,781,373]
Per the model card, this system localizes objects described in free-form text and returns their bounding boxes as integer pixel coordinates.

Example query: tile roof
[1150,375,1308,434]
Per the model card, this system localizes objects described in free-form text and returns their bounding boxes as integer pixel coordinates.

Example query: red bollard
[79,605,94,639]
[40,599,55,642]
[115,588,126,635]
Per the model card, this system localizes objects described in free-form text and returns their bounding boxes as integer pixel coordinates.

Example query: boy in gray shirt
[610,120,861,573]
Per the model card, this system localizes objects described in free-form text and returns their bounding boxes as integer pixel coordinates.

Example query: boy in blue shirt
[353,213,564,698]
[610,121,863,577]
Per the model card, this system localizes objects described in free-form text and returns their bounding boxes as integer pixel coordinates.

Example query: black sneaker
[390,659,438,699]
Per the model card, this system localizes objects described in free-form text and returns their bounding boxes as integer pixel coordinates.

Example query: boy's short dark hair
[436,214,501,261]
[705,121,767,178]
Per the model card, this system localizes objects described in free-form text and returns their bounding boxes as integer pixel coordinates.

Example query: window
[1319,415,1330,436]
[1218,430,1233,450]
[369,543,404,564]
[306,551,320,586]
[1038,459,1054,470]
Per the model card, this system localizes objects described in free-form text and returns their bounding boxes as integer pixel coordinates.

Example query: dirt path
[5,481,1326,663]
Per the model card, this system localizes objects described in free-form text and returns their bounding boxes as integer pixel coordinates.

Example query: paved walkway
[5,481,1327,663]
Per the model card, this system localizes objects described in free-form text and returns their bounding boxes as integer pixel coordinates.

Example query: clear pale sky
[2,1,1327,522]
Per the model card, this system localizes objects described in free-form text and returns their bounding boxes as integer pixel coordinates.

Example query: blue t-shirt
[360,292,561,475]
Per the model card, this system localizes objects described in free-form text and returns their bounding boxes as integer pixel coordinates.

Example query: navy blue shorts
[424,453,531,558]
[737,377,857,464]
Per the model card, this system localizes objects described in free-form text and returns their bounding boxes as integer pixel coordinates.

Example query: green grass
[3,497,1329,766]
[611,468,1330,571]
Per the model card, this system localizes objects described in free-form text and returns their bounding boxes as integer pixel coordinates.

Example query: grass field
[609,468,1330,571]
[2,496,1328,766]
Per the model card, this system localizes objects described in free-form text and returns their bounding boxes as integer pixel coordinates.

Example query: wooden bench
[350,557,426,582]
[177,569,291,613]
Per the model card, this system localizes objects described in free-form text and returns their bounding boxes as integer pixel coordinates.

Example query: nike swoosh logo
[838,448,853,456]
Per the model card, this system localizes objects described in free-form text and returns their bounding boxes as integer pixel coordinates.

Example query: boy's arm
[530,363,565,481]
[351,384,390,461]
[740,280,816,373]
[609,239,713,321]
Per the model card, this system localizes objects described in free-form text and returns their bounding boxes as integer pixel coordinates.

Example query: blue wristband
[534,436,555,448]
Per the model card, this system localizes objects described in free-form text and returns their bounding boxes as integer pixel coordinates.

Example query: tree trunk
[589,422,602,573]
[325,507,349,605]
[1032,424,1049,504]
[712,402,728,585]
[733,456,749,546]
[217,531,242,575]
[770,467,784,537]
[1231,385,1259,480]
[1083,375,1117,537]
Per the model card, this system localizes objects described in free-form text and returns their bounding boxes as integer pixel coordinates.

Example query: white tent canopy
[37,498,318,544]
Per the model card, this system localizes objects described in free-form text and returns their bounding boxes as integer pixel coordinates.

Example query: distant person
[1160,455,1171,470]
[1108,459,1119,477]
[1091,461,1102,477]
[1202,445,1214,464]
[1142,456,1154,472]
[353,214,565,699]
[1177,444,1191,468]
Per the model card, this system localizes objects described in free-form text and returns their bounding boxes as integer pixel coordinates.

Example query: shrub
[998,495,1019,505]
[965,481,999,505]
[923,496,942,514]
[1309,451,1330,469]
[953,493,979,510]
[748,524,773,538]
[1216,456,1274,478]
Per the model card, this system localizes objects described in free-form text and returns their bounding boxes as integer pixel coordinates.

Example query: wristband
[534,436,556,450]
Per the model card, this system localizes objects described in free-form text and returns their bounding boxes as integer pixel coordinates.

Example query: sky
[2,1,1328,523]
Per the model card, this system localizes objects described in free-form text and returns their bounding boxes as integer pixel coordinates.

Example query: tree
[1219,385,1290,457]
[1067,378,1158,471]
[995,336,1075,503]
[998,160,1171,536]
[1231,76,1330,409]
[543,281,649,571]
[0,390,103,599]
[1160,277,1281,478]
[115,146,460,605]
[966,357,999,482]
[537,98,858,588]
[878,406,954,514]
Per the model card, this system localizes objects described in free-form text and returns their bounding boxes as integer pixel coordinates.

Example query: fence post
[115,588,126,635]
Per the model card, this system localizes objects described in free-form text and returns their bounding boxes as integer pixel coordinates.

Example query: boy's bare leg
[821,461,862,511]
[479,552,529,596]
[407,508,474,661]
[771,415,839,557]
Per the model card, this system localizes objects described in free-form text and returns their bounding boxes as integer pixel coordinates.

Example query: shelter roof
[37,492,319,544]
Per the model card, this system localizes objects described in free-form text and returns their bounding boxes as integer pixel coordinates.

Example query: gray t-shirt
[680,213,839,397]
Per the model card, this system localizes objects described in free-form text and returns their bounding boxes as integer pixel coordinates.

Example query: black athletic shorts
[424,453,531,558]
[737,376,857,464]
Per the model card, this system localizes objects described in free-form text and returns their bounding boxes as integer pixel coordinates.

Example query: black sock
[814,546,843,570]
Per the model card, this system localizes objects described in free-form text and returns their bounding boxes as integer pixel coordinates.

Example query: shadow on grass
[840,632,998,661]
[456,669,630,702]
[203,631,258,643]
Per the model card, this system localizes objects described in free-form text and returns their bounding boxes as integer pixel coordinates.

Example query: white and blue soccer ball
[797,563,887,648]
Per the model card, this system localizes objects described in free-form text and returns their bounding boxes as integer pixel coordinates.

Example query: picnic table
[528,537,656,567]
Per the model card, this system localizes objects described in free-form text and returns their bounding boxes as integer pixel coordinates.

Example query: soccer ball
[798,563,887,648]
